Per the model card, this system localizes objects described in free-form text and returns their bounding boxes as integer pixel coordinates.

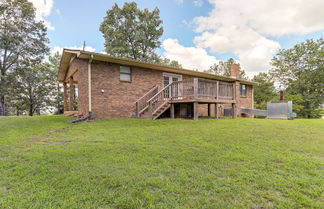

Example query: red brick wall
[90,61,163,119]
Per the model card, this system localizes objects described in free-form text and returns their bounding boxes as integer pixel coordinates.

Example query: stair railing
[146,82,176,119]
[135,85,159,117]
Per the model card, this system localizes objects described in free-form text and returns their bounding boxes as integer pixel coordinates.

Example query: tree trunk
[0,95,5,116]
[29,103,33,116]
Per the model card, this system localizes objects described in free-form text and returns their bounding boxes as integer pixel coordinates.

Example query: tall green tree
[100,2,163,62]
[270,38,324,118]
[0,0,49,116]
[252,72,277,109]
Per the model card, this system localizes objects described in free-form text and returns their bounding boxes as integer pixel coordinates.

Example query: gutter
[72,54,94,123]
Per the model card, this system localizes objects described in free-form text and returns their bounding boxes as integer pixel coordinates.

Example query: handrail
[135,85,159,104]
[145,81,178,119]
[147,82,174,103]
[135,85,159,117]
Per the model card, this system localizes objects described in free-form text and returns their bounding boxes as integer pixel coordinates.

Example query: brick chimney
[230,64,240,79]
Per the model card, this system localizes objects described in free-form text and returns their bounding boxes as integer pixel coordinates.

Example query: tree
[270,38,324,118]
[251,72,277,109]
[49,52,64,114]
[0,0,49,116]
[206,58,249,80]
[100,2,163,62]
[9,61,56,116]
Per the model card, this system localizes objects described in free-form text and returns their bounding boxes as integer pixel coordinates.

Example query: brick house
[58,49,256,120]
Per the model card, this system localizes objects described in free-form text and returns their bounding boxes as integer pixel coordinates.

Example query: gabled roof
[58,49,257,85]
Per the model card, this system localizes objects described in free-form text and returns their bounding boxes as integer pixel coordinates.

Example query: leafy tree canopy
[0,0,49,115]
[100,2,163,62]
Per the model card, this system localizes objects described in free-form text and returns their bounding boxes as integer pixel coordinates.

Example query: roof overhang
[58,49,258,85]
[58,49,80,82]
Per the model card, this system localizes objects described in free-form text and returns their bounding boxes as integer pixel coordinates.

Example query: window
[120,66,131,82]
[240,84,247,97]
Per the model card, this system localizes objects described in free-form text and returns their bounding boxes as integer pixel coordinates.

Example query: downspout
[72,55,93,123]
[88,54,93,116]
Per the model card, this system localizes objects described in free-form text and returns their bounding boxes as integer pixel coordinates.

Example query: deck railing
[135,78,235,118]
[169,78,234,100]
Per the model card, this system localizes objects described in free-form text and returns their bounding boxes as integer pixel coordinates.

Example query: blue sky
[29,0,324,76]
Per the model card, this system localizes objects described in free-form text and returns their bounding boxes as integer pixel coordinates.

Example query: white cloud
[52,46,96,54]
[192,0,324,74]
[162,38,218,71]
[27,0,55,30]
[194,27,280,73]
[193,0,203,7]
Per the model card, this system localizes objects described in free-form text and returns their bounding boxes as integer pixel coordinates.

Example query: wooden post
[69,77,74,111]
[194,78,198,99]
[135,102,140,118]
[232,103,237,119]
[148,101,153,120]
[233,82,236,100]
[63,82,68,111]
[215,103,218,119]
[170,103,175,119]
[216,81,219,100]
[208,104,211,117]
[193,102,198,120]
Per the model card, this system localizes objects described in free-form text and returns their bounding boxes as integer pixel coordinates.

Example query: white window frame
[120,66,132,82]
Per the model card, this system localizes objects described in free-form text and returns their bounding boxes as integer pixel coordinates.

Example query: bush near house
[0,116,323,208]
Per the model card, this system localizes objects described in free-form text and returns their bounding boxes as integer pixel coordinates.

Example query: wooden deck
[135,78,237,120]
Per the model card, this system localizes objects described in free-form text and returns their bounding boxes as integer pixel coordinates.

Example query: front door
[163,73,182,99]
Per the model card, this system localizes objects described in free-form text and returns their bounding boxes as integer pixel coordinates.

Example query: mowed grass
[0,116,323,208]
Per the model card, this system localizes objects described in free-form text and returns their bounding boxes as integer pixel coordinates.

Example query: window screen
[120,66,131,81]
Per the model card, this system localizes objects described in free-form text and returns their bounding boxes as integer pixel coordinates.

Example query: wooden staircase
[135,83,174,120]
[152,102,170,120]
[138,100,171,120]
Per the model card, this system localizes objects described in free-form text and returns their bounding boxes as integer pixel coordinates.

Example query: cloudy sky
[29,0,324,76]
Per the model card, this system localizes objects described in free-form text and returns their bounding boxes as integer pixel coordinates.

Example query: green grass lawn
[0,116,323,208]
